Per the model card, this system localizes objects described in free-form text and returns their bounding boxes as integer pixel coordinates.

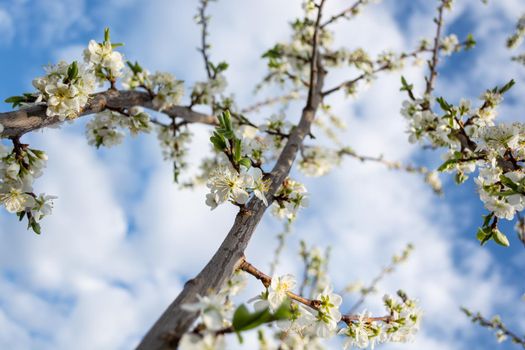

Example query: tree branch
[136,2,328,348]
[0,90,216,138]
[424,1,446,96]
[320,0,365,29]
[239,258,391,324]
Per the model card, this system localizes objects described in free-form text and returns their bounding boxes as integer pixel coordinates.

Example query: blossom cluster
[83,28,125,85]
[156,124,192,183]
[21,28,126,121]
[272,177,309,221]
[86,107,152,148]
[122,63,184,111]
[0,143,55,233]
[299,146,339,177]
[300,241,332,295]
[179,272,247,350]
[339,292,422,349]
[506,14,525,49]
[205,166,269,209]
[252,274,343,339]
[400,78,524,244]
[179,268,421,350]
[1,28,191,231]
[32,61,95,121]
[440,34,460,56]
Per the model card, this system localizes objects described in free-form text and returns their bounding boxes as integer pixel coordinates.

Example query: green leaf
[455,171,467,184]
[233,139,242,162]
[232,300,291,333]
[436,97,452,112]
[104,27,111,43]
[5,95,27,108]
[232,305,272,332]
[400,76,413,92]
[126,61,143,74]
[500,175,519,191]
[239,158,252,169]
[210,132,227,151]
[465,34,476,50]
[30,220,41,235]
[272,300,292,320]
[223,110,233,132]
[477,226,494,246]
[17,211,26,221]
[492,229,510,247]
[437,158,458,172]
[498,79,515,94]
[111,42,124,48]
[482,212,494,228]
[67,61,79,82]
[216,61,229,73]
[262,45,282,59]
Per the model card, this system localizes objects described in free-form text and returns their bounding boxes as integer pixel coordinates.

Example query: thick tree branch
[0,90,216,138]
[136,2,327,349]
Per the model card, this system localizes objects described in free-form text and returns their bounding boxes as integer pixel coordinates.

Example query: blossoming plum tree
[0,0,524,349]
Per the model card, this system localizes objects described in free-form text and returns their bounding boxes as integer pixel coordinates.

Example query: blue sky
[0,0,524,349]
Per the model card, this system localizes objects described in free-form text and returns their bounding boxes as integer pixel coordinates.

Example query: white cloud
[0,7,14,45]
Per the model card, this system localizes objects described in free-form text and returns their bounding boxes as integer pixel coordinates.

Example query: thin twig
[424,1,447,96]
[239,258,391,324]
[240,91,302,114]
[322,48,428,97]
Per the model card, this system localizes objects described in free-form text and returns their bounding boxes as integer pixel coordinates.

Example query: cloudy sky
[0,0,524,349]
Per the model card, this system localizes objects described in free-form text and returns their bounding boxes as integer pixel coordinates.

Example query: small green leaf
[67,61,79,82]
[232,305,272,332]
[232,300,291,333]
[455,171,467,184]
[493,229,510,247]
[30,220,41,235]
[498,79,515,94]
[482,212,494,228]
[436,97,452,112]
[210,132,227,151]
[126,61,143,74]
[216,61,229,73]
[477,227,493,246]
[465,34,476,50]
[238,158,252,169]
[233,139,242,162]
[223,110,233,132]
[104,27,111,43]
[400,76,413,92]
[500,175,518,191]
[272,300,292,320]
[437,158,458,172]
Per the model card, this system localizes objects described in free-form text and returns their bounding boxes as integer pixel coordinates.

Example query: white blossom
[83,39,124,83]
[268,274,296,311]
[182,294,228,331]
[206,166,250,207]
[179,334,225,350]
[441,34,459,55]
[151,72,184,111]
[310,286,342,338]
[32,61,95,121]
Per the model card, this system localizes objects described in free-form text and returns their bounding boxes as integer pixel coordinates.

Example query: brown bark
[136,1,328,347]
[0,90,216,138]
